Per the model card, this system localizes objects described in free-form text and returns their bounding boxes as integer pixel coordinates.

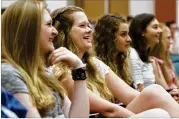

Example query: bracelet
[72,66,87,80]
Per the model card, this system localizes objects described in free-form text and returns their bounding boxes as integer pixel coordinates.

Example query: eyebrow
[152,24,159,26]
[120,31,128,33]
[47,19,52,23]
[79,21,90,24]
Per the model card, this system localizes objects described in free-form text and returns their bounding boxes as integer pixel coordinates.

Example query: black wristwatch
[72,66,87,81]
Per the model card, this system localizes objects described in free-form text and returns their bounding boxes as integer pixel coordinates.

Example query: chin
[123,50,128,53]
[86,45,92,49]
[153,40,159,46]
[48,47,55,53]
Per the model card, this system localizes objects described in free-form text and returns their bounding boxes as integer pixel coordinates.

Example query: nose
[52,26,58,36]
[158,27,162,34]
[86,26,92,33]
[127,35,132,42]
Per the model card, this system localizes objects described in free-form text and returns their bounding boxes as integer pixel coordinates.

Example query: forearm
[88,90,134,118]
[154,73,169,89]
[103,104,135,118]
[69,81,89,118]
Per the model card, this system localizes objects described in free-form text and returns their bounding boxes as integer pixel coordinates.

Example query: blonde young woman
[150,23,179,103]
[51,6,179,117]
[1,0,89,118]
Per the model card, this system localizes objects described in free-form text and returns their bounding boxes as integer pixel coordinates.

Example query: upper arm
[13,93,40,117]
[62,95,71,118]
[105,69,139,105]
[1,69,28,94]
[1,65,40,117]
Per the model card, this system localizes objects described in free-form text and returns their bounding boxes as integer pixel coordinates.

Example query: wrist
[74,62,86,69]
[72,65,87,81]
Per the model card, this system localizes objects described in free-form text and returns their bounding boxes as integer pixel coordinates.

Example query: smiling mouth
[83,36,90,39]
[49,38,54,42]
[83,36,92,41]
[125,44,130,47]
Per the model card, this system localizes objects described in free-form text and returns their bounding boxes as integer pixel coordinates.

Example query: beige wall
[109,0,129,16]
[76,0,129,21]
[84,0,105,20]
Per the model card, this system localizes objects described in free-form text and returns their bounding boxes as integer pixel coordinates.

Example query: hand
[48,47,84,69]
[170,88,179,103]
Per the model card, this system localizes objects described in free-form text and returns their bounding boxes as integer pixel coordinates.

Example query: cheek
[145,29,154,38]
[40,27,48,40]
[70,28,80,39]
[115,40,122,50]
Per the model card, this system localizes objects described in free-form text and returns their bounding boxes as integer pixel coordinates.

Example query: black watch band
[72,66,87,80]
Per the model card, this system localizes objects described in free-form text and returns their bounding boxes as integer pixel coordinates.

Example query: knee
[149,108,170,117]
[140,84,170,104]
[141,84,165,98]
[130,108,170,118]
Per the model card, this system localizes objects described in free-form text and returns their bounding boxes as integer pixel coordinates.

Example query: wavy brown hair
[51,6,114,102]
[1,0,65,116]
[94,14,133,86]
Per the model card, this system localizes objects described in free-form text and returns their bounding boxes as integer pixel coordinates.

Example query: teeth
[49,39,53,42]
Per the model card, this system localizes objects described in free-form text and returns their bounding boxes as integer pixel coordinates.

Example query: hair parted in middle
[94,14,133,86]
[129,13,155,62]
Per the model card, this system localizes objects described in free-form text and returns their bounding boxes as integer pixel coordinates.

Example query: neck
[78,50,85,59]
[147,43,152,49]
[160,50,168,61]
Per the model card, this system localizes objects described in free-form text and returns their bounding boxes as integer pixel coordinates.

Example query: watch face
[72,66,87,80]
[81,66,86,70]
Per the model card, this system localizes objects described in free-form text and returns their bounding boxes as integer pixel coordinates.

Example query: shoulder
[1,62,28,94]
[1,62,24,80]
[129,47,140,60]
[92,57,109,69]
[92,57,110,77]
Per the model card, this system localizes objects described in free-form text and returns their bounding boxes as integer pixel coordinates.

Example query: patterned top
[129,48,156,88]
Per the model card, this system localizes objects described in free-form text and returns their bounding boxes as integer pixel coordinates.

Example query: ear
[142,30,147,37]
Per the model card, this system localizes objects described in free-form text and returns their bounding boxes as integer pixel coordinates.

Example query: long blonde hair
[150,23,175,83]
[2,0,64,116]
[51,6,114,102]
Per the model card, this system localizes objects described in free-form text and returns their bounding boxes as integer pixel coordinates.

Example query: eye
[80,24,86,27]
[120,32,127,37]
[46,22,52,26]
[153,25,158,29]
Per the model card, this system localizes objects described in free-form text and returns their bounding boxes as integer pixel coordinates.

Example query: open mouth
[83,36,92,42]
[125,44,130,47]
[83,36,90,39]
[49,38,54,42]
